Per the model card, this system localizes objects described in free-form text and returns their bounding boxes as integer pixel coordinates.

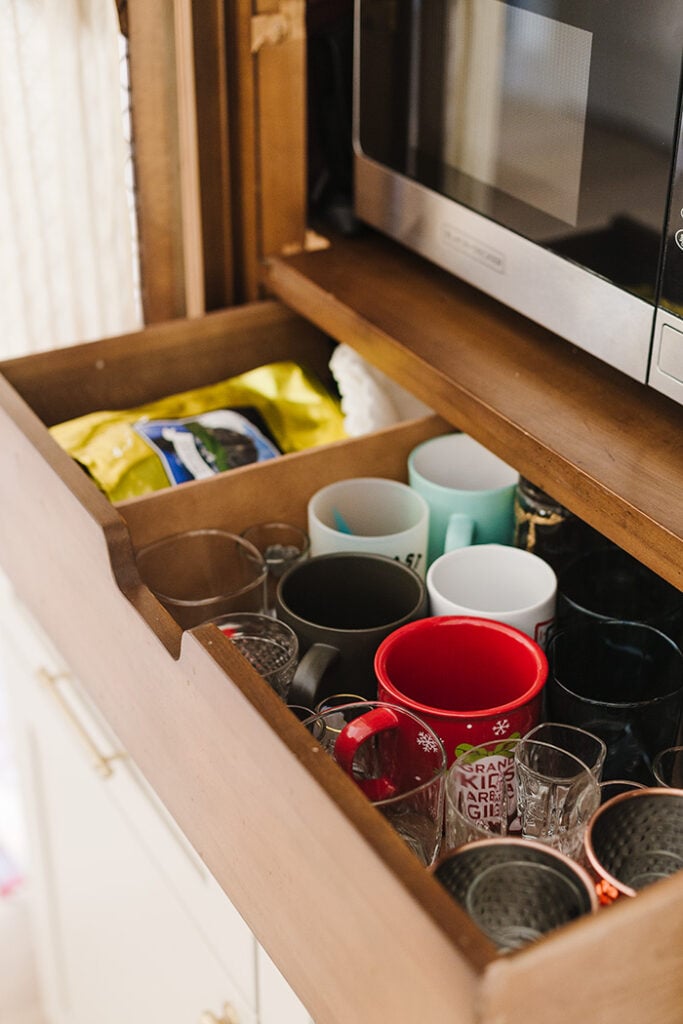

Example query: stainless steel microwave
[353,0,683,404]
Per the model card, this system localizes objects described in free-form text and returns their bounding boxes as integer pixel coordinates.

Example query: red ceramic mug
[374,616,548,765]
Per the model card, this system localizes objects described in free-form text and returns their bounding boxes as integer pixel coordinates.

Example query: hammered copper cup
[433,838,598,953]
[584,788,683,898]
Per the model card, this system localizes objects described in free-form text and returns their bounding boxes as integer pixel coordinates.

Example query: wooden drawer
[1,300,682,1024]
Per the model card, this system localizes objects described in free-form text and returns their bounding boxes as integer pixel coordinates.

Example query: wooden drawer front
[2,304,683,1024]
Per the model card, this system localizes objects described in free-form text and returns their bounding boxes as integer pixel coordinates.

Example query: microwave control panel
[649,87,683,405]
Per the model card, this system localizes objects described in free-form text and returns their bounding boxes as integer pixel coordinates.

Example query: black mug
[556,544,683,648]
[546,619,683,784]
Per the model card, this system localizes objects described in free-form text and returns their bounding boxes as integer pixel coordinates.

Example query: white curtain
[0,0,141,358]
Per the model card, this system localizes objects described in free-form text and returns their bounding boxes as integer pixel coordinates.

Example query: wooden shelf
[263,230,683,589]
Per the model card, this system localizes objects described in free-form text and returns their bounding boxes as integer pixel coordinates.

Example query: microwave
[353,0,683,404]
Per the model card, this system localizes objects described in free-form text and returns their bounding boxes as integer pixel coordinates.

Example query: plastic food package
[50,361,347,501]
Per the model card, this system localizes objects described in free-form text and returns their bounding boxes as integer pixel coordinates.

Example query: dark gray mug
[275,552,428,708]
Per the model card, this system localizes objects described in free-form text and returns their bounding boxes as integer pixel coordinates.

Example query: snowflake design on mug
[492,718,510,737]
[416,730,440,753]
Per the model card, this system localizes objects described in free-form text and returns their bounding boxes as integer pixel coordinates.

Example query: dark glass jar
[513,478,599,574]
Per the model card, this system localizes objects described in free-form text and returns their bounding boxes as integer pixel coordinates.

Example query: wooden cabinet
[2,4,683,1024]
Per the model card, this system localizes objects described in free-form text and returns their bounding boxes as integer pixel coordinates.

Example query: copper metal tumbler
[433,837,598,952]
[584,787,683,899]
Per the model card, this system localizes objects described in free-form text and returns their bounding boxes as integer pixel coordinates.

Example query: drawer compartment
[1,301,682,1024]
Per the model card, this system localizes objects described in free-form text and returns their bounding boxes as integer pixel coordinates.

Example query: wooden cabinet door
[125,0,308,320]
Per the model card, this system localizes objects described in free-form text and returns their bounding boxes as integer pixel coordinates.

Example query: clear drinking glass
[240,522,310,613]
[444,739,519,850]
[523,722,607,780]
[210,612,299,699]
[599,779,646,804]
[136,529,267,629]
[304,701,446,866]
[652,746,683,788]
[514,738,600,859]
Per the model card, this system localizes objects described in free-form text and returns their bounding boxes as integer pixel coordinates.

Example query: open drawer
[1,300,683,1024]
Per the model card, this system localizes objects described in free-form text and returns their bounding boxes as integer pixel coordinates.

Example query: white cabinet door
[0,580,258,1024]
[257,945,315,1024]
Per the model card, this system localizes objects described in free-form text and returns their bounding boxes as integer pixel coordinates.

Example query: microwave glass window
[358,0,682,301]
[439,1,591,226]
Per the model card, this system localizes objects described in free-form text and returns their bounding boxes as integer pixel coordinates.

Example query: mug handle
[287,643,339,707]
[334,705,400,801]
[445,512,475,550]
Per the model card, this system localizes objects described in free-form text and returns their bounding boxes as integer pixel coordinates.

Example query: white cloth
[329,344,434,436]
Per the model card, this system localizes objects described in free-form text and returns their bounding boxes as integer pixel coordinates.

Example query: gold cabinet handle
[37,667,126,778]
[199,1004,239,1024]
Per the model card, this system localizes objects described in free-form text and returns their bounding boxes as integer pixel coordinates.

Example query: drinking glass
[136,529,267,629]
[304,694,369,742]
[304,701,446,866]
[599,779,646,804]
[240,522,310,613]
[523,722,607,780]
[444,739,519,850]
[210,612,299,699]
[653,746,683,788]
[514,738,600,858]
[546,619,683,783]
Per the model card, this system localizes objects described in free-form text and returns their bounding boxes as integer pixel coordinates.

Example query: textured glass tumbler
[211,612,299,699]
[514,738,600,858]
[523,722,607,780]
[136,529,267,629]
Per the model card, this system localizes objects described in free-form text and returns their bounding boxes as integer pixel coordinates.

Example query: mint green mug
[408,433,518,566]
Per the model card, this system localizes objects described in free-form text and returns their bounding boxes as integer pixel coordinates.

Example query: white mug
[426,543,557,644]
[307,477,430,578]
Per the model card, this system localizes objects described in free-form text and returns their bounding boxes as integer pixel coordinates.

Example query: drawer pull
[199,1003,239,1024]
[37,667,126,778]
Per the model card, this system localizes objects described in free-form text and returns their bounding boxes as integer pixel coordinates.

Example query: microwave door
[355,0,683,382]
